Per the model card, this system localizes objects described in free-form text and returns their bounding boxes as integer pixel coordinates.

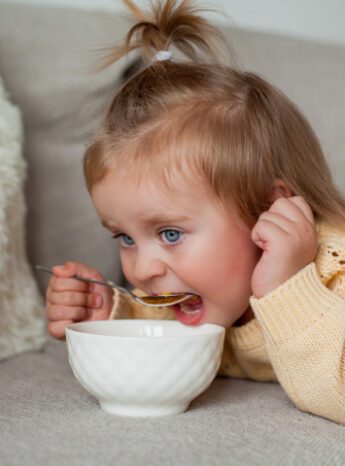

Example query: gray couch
[1,3,345,465]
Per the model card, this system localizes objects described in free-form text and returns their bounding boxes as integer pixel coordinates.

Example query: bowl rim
[66,319,225,340]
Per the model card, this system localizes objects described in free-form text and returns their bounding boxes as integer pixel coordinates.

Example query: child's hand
[251,196,318,299]
[46,261,114,339]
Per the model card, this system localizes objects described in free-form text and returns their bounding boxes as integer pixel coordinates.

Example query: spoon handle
[35,265,116,289]
[36,265,198,308]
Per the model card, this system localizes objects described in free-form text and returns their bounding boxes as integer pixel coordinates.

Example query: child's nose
[133,252,166,283]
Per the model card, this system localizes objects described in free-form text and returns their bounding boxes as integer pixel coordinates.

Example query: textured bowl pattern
[66,320,225,417]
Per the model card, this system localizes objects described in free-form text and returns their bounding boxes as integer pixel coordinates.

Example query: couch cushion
[1,339,345,465]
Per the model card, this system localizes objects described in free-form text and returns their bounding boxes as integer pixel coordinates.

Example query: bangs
[110,103,237,201]
[86,100,275,227]
[124,121,209,189]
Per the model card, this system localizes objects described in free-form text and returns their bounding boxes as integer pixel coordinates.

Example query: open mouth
[172,295,205,325]
[179,295,203,314]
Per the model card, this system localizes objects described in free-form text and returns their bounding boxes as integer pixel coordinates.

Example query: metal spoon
[36,265,199,308]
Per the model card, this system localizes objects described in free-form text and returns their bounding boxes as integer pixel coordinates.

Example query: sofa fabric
[1,339,345,466]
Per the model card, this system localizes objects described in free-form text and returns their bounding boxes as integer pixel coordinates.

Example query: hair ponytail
[98,0,228,69]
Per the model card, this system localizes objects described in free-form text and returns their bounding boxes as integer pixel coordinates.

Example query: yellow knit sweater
[109,221,345,424]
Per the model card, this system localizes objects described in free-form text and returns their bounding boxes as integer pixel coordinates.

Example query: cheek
[180,230,259,296]
[220,234,259,292]
[119,251,136,285]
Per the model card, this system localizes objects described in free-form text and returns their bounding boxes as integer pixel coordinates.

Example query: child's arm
[250,195,345,424]
[250,259,345,425]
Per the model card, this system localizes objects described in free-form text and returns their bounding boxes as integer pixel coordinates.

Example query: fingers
[251,217,288,250]
[51,262,78,278]
[256,211,295,235]
[45,261,114,340]
[252,196,316,252]
[47,305,88,322]
[52,261,106,281]
[288,196,315,224]
[47,320,73,340]
[87,307,113,322]
[46,289,103,308]
[50,276,88,293]
[269,196,314,225]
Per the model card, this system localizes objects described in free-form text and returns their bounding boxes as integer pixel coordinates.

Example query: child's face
[91,167,261,328]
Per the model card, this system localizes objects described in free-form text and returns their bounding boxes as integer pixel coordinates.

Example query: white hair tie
[153,50,172,62]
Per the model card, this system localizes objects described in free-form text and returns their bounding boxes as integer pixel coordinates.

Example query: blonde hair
[84,0,345,228]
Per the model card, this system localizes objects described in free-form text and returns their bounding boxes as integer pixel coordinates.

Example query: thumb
[251,227,265,250]
[52,261,103,280]
[51,261,78,278]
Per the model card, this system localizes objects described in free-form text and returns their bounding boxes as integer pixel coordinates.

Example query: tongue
[180,296,203,314]
[183,295,202,307]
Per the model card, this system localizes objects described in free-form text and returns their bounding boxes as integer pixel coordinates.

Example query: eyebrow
[138,213,191,226]
[101,220,116,230]
[101,214,191,231]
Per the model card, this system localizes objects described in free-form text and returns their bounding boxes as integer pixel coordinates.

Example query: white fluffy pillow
[0,77,46,360]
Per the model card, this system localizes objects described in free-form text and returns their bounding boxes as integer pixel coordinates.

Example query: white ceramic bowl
[66,320,225,417]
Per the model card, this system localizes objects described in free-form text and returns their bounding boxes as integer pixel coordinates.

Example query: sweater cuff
[228,318,266,351]
[250,262,345,345]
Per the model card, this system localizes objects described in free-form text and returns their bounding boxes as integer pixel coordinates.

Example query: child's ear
[269,179,294,204]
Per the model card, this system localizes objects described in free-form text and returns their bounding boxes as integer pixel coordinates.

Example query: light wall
[3,0,345,46]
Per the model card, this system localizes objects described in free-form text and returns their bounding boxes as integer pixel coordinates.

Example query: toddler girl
[45,0,345,424]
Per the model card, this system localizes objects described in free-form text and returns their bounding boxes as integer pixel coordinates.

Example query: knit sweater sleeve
[249,236,345,425]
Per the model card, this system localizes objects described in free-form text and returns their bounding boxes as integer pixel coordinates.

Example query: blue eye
[113,234,135,247]
[160,229,182,244]
[122,235,135,246]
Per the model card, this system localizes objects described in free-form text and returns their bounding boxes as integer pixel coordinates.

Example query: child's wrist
[249,262,344,344]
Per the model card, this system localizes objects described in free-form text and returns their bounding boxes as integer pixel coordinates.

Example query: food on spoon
[140,291,199,306]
